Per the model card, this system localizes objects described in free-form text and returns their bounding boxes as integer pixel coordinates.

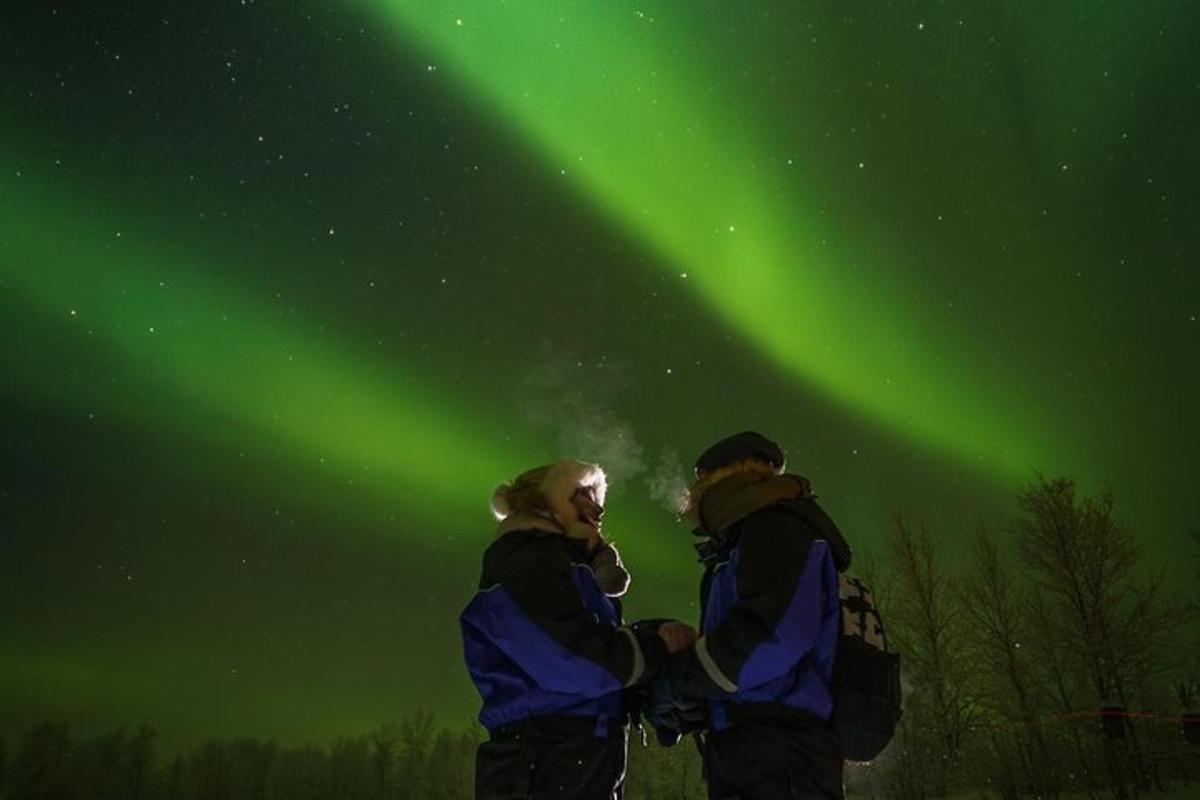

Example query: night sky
[3,1,1197,751]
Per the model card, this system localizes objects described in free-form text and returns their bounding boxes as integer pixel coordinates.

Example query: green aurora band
[365,0,1059,483]
[1,167,690,734]
[0,172,680,567]
[2,0,1196,748]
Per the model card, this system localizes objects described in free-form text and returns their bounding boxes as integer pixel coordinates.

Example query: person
[461,459,696,799]
[663,432,853,800]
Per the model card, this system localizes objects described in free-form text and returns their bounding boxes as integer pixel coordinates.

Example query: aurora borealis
[3,0,1197,751]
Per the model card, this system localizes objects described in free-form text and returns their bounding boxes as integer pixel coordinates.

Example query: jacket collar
[696,472,813,537]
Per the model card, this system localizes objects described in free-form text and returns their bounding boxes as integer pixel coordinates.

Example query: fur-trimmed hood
[490,459,607,525]
[684,458,784,520]
[686,459,852,572]
[488,460,628,596]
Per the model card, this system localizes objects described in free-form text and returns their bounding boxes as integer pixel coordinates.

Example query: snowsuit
[462,523,667,799]
[668,468,852,800]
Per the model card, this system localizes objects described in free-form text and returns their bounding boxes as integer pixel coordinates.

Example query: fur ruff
[489,459,608,522]
[684,458,782,519]
[539,459,608,522]
[489,460,627,596]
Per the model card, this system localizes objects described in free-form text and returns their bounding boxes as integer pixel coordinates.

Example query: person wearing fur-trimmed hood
[461,459,688,799]
[663,432,853,800]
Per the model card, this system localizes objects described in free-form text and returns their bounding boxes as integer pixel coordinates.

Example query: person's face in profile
[570,485,604,531]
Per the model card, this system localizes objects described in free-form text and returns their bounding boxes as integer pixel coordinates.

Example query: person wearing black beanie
[661,431,852,800]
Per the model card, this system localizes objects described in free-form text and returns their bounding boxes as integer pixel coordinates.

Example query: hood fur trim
[539,460,606,552]
[490,460,607,532]
[684,458,781,519]
[540,459,608,506]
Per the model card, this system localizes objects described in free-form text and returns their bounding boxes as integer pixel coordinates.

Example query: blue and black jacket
[667,496,851,730]
[461,527,668,734]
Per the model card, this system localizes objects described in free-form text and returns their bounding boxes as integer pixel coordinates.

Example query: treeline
[2,478,1197,800]
[0,712,479,800]
[849,478,1200,800]
[0,713,706,800]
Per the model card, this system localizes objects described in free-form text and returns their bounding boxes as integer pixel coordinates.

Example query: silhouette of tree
[962,529,1058,799]
[76,728,127,800]
[10,721,72,800]
[329,736,372,800]
[394,710,435,799]
[425,729,469,800]
[273,742,329,800]
[125,725,155,800]
[368,723,399,800]
[191,738,233,800]
[885,511,980,796]
[1014,478,1181,796]
[226,738,274,800]
[158,754,185,800]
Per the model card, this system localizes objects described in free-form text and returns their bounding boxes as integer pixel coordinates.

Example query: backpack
[831,573,903,762]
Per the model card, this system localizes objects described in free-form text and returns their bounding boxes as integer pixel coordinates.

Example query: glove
[639,672,707,747]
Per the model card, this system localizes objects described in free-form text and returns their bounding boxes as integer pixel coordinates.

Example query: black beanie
[694,431,786,478]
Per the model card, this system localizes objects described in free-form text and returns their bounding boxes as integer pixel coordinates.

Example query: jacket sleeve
[667,508,829,698]
[491,541,667,695]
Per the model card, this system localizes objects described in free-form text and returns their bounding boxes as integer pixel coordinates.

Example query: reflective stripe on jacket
[668,500,842,727]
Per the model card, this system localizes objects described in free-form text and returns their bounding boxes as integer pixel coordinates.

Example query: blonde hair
[489,465,551,520]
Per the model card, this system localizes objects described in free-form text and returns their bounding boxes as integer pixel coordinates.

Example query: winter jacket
[667,492,850,731]
[461,527,667,733]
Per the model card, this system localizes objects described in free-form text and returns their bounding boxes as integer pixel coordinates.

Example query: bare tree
[962,529,1059,799]
[1013,478,1182,797]
[158,755,185,800]
[395,710,436,799]
[329,735,372,800]
[125,725,156,800]
[370,723,400,800]
[885,511,980,796]
[227,738,274,800]
[190,739,232,800]
[10,721,73,800]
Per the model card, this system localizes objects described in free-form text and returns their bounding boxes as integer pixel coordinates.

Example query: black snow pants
[701,711,843,800]
[475,715,628,800]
